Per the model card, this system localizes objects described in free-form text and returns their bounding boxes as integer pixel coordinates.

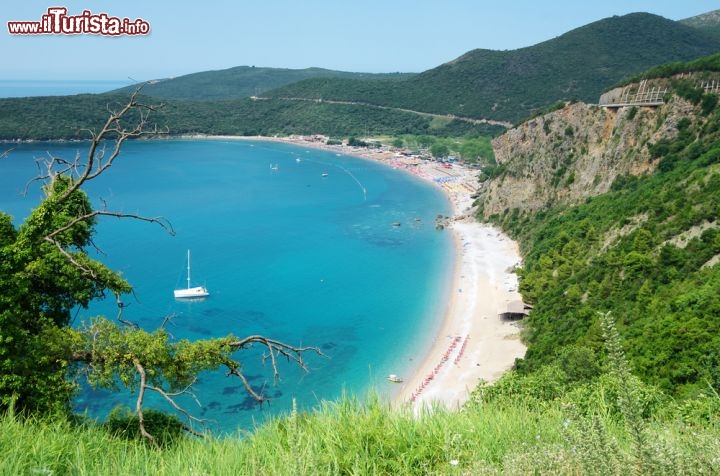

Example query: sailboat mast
[174,249,208,298]
[186,249,191,289]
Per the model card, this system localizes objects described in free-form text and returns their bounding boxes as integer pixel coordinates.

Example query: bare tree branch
[228,335,323,375]
[224,360,268,405]
[160,314,177,340]
[44,238,98,278]
[24,88,167,207]
[134,357,208,442]
[55,88,167,204]
[26,89,172,318]
[219,336,325,409]
[45,209,175,243]
[133,358,157,446]
[144,379,207,434]
[113,291,139,329]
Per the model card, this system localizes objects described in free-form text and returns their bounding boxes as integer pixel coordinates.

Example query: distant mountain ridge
[680,8,720,39]
[262,12,720,123]
[113,66,413,101]
[3,10,720,140]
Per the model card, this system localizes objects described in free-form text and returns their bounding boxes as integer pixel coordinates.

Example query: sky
[2,1,719,81]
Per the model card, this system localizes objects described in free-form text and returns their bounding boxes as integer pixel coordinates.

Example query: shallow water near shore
[0,139,453,433]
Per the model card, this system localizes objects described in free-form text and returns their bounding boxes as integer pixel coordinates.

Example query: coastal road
[250,95,513,129]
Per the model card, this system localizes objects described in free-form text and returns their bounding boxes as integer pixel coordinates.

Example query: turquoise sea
[0,79,129,98]
[0,139,454,433]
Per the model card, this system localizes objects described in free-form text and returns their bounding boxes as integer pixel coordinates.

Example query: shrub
[103,407,186,447]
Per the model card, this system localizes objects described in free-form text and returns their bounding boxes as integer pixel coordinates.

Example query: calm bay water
[0,79,129,98]
[0,79,128,98]
[0,139,453,433]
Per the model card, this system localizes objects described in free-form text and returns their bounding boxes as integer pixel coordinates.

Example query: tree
[459,138,494,164]
[430,142,450,159]
[416,135,436,148]
[0,90,320,444]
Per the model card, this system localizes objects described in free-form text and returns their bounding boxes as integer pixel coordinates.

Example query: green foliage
[458,136,495,164]
[543,117,554,134]
[557,345,602,382]
[649,139,671,159]
[0,175,130,415]
[701,93,718,115]
[617,52,720,87]
[347,136,369,147]
[627,105,639,120]
[491,88,720,399]
[72,318,236,393]
[8,19,720,140]
[0,94,498,140]
[429,141,449,159]
[472,317,720,474]
[4,18,720,142]
[387,134,496,168]
[599,312,652,468]
[103,407,186,447]
[674,79,704,104]
[680,10,720,40]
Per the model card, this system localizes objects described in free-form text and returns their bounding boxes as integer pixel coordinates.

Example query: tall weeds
[599,311,653,474]
[1,313,720,474]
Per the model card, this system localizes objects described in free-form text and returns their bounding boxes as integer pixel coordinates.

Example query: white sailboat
[174,250,209,299]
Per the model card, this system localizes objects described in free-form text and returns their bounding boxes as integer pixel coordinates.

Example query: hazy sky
[2,1,718,81]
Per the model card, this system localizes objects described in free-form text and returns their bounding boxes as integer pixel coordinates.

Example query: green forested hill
[264,13,720,123]
[480,64,720,398]
[111,66,414,101]
[0,93,496,140]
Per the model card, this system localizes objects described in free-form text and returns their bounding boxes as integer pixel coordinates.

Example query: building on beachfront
[499,300,532,321]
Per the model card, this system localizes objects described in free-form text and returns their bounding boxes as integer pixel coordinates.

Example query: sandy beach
[190,134,527,410]
[375,154,526,411]
[392,220,526,411]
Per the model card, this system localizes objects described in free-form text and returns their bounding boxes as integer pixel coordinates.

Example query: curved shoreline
[394,221,525,410]
[184,134,527,410]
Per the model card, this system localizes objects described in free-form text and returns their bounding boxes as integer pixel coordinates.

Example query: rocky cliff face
[476,95,699,218]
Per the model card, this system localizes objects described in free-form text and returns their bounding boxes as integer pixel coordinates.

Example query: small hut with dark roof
[499,300,532,321]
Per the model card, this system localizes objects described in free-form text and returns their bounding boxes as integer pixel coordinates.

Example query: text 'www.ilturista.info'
[7,7,150,36]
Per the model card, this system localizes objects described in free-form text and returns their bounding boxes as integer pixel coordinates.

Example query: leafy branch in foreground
[70,319,322,443]
[0,89,321,445]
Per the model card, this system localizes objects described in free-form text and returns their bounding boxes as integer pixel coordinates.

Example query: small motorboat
[387,374,403,383]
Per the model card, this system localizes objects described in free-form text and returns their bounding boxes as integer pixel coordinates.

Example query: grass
[0,396,565,475]
[3,389,718,475]
[2,316,720,474]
